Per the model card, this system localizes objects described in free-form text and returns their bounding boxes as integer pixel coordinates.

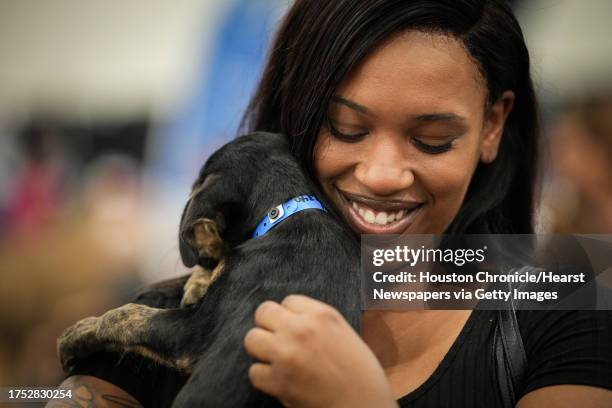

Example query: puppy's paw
[181,261,225,307]
[181,268,212,307]
[192,218,224,261]
[57,316,101,371]
[57,303,159,371]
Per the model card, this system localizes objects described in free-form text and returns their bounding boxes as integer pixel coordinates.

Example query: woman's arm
[46,376,142,408]
[515,309,612,407]
[517,385,612,407]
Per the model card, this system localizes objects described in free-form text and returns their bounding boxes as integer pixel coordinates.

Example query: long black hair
[240,0,539,234]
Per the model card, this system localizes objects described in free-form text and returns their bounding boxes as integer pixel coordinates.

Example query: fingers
[282,295,345,328]
[249,363,294,407]
[248,363,280,397]
[244,328,275,362]
[254,300,295,331]
[281,294,329,313]
[247,296,350,407]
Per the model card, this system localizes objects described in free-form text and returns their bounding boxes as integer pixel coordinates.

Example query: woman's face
[314,30,513,235]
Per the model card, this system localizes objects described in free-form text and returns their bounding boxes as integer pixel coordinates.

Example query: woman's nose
[354,138,414,196]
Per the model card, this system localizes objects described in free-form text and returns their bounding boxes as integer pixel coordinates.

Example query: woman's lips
[335,188,424,234]
[340,190,421,212]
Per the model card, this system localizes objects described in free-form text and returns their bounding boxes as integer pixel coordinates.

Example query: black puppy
[58,132,362,407]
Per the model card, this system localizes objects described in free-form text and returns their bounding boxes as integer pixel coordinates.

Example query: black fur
[157,132,360,407]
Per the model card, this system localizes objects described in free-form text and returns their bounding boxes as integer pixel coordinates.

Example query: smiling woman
[314,30,514,235]
[52,1,612,407]
[242,0,538,238]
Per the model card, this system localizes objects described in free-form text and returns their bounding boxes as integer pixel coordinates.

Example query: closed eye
[410,137,456,154]
[327,119,368,143]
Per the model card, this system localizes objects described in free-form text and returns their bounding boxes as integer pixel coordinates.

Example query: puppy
[58,132,362,407]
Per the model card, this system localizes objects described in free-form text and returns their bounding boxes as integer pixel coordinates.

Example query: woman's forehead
[334,30,487,119]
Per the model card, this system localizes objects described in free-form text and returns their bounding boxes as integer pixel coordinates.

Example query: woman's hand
[244,294,398,408]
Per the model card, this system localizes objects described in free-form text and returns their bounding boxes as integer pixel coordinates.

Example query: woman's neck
[362,310,472,369]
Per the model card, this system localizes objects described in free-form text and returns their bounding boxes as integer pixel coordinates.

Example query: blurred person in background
[547,96,612,233]
[0,123,145,386]
[0,123,22,237]
[2,122,68,239]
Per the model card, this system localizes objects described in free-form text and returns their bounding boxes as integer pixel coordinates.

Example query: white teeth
[350,200,418,226]
[364,210,375,223]
[375,212,387,225]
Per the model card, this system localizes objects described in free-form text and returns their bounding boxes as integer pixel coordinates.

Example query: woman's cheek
[418,160,476,232]
[317,136,363,167]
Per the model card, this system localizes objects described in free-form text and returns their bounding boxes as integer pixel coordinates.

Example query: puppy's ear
[179,178,227,269]
[179,200,199,268]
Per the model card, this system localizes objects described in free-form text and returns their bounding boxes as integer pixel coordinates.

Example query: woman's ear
[480,90,515,163]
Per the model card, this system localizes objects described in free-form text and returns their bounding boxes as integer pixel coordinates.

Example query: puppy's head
[179,132,310,267]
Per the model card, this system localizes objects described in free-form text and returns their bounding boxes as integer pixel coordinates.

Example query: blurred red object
[4,160,64,237]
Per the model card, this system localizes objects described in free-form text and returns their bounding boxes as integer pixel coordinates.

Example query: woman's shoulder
[515,283,612,342]
[512,266,612,346]
[517,307,612,332]
[515,308,612,398]
[516,307,612,355]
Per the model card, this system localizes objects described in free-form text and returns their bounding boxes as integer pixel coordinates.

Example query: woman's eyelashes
[327,118,456,154]
[327,119,368,143]
[410,136,456,154]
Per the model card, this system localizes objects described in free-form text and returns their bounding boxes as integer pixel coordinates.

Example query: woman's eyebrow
[331,96,371,115]
[331,96,468,125]
[412,113,467,123]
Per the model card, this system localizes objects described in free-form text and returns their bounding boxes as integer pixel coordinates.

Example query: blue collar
[253,195,327,238]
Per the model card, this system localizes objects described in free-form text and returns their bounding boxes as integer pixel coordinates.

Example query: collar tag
[253,195,327,238]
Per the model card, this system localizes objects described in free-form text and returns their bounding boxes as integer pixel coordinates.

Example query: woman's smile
[333,186,425,234]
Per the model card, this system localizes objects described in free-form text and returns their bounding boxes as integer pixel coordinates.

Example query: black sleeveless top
[68,278,612,407]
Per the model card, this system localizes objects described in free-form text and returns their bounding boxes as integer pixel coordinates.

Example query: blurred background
[0,0,610,388]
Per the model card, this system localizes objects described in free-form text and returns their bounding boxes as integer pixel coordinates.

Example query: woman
[53,1,612,407]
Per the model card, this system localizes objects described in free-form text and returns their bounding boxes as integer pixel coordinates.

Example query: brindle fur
[57,132,361,408]
[181,260,225,307]
[185,218,224,262]
[58,304,194,373]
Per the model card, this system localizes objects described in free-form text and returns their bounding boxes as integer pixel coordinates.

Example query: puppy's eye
[327,119,368,143]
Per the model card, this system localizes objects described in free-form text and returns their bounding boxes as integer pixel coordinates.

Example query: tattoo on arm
[46,376,142,408]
